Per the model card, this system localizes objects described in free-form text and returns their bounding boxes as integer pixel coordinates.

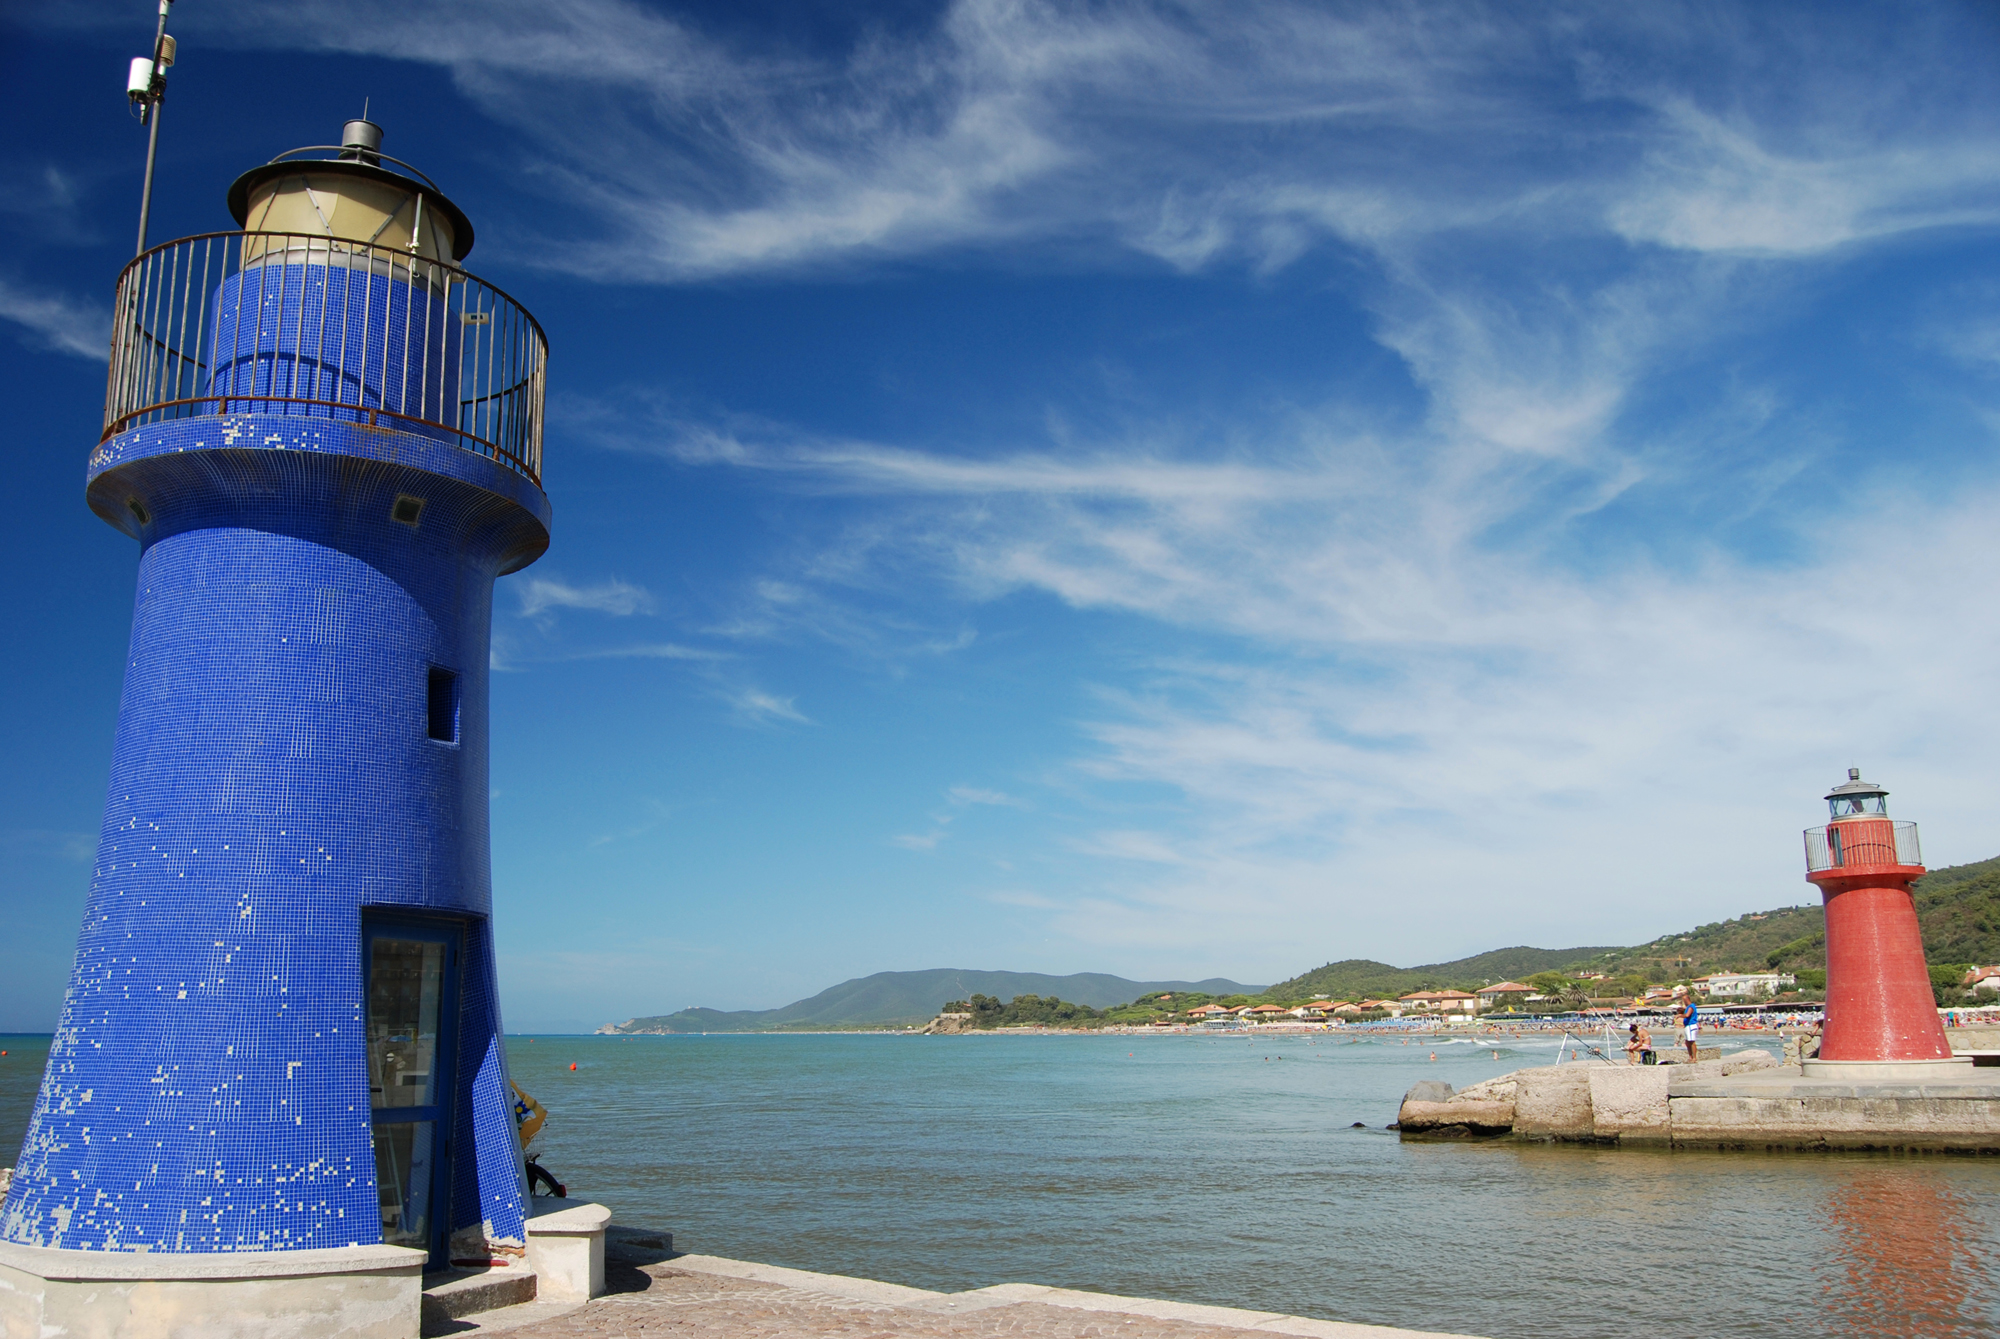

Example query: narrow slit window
[426,668,459,743]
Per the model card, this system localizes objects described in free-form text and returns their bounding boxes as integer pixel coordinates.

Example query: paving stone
[491,1263,1475,1339]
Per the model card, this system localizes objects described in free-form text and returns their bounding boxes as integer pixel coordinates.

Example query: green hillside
[1913,855,2000,963]
[606,969,1264,1033]
[1261,855,2000,1003]
[1587,905,1826,980]
[1263,947,1619,1004]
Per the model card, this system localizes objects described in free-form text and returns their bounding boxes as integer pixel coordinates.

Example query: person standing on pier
[1678,989,1700,1062]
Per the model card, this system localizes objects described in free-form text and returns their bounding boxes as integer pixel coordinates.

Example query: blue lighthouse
[3,121,548,1275]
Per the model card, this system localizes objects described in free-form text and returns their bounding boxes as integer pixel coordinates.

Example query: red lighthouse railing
[1804,821,1921,873]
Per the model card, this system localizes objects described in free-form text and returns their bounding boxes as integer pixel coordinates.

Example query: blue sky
[3,1,1999,1032]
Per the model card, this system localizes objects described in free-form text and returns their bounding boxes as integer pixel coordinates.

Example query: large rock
[1589,1067,1671,1142]
[1512,1065,1596,1140]
[1395,1051,1786,1142]
[1397,1076,1517,1135]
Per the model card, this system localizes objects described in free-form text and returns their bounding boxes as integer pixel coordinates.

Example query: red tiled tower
[1803,770,1968,1075]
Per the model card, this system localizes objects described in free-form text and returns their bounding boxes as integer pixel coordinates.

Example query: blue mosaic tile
[2,395,547,1252]
[206,260,462,438]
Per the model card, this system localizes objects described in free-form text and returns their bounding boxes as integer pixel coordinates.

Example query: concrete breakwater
[1397,1045,2000,1150]
[1397,1051,1780,1143]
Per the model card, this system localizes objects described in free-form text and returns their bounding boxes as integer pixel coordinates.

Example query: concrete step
[422,1261,538,1335]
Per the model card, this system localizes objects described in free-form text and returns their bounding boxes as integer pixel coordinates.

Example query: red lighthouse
[1803,769,1966,1075]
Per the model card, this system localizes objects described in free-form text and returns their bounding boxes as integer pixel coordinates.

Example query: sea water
[7,1030,1998,1338]
[505,1030,2000,1339]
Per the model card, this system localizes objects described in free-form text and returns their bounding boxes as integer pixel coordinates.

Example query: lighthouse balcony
[1804,821,1921,873]
[101,230,545,485]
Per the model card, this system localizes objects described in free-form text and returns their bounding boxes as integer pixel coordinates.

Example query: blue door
[363,915,461,1268]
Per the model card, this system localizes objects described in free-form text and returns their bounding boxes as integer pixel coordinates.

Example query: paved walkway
[445,1253,1483,1339]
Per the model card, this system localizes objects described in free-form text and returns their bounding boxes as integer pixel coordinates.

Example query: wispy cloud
[723,685,808,726]
[517,575,655,618]
[0,277,107,359]
[2,828,98,864]
[39,2,1998,281]
[45,0,1996,967]
[895,784,1031,852]
[586,798,669,849]
[560,642,720,661]
[633,389,2000,957]
[948,786,1025,809]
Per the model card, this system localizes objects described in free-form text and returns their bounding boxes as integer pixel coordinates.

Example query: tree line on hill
[942,994,1106,1027]
[940,990,1259,1029]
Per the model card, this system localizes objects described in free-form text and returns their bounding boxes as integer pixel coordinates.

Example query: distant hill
[1264,855,2000,1001]
[603,857,2000,1032]
[604,969,1265,1033]
[1584,856,2000,981]
[1586,904,1826,980]
[1264,947,1620,1003]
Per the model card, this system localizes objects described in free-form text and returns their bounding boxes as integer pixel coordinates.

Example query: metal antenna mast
[128,0,178,256]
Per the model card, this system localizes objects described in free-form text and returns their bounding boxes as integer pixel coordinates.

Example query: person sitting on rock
[1625,1021,1654,1066]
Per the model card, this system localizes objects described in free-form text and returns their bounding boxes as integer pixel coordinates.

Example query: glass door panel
[373,1121,436,1250]
[364,919,458,1267]
[368,938,443,1110]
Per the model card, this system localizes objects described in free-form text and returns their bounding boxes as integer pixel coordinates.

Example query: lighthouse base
[0,1240,425,1339]
[1802,1056,1976,1080]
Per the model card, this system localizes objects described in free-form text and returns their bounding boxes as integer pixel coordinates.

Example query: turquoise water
[502,1031,2000,1339]
[9,1030,2000,1338]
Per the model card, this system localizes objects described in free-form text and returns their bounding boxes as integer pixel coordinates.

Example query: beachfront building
[1359,998,1403,1017]
[1243,1004,1292,1022]
[2,117,550,1296]
[1186,1004,1232,1018]
[1964,967,2000,994]
[1398,990,1478,1017]
[1476,982,1533,1011]
[1694,972,1796,999]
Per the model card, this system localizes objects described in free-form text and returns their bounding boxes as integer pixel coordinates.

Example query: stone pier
[1397,1044,2000,1150]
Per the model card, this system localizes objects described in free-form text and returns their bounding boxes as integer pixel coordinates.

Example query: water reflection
[1821,1169,1985,1339]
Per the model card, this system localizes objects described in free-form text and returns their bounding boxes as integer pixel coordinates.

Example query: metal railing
[103,231,545,485]
[1804,821,1921,873]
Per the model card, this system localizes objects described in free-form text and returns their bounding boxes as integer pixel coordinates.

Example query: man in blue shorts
[1678,989,1699,1062]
